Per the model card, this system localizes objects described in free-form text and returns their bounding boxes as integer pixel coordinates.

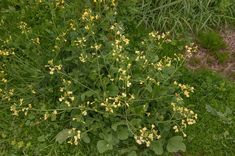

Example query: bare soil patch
[187,29,235,80]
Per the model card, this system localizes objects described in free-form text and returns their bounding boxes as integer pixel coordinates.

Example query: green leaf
[25,120,31,126]
[130,118,142,127]
[103,133,119,145]
[104,134,113,143]
[37,135,46,142]
[146,84,153,93]
[150,140,163,155]
[107,84,119,96]
[167,136,186,153]
[55,129,73,144]
[111,121,126,131]
[152,55,159,62]
[81,91,95,101]
[205,104,217,116]
[28,114,35,120]
[119,146,138,155]
[117,126,129,140]
[81,133,91,143]
[111,123,119,131]
[51,113,57,121]
[128,151,137,156]
[97,140,113,153]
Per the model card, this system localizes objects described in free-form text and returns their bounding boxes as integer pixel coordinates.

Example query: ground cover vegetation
[0,0,235,156]
[185,70,235,155]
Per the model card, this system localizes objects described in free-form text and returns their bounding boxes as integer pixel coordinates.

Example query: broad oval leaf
[81,133,91,143]
[111,121,126,131]
[97,140,113,153]
[55,129,73,144]
[128,151,137,156]
[107,84,119,96]
[117,126,129,140]
[150,140,163,155]
[167,136,186,153]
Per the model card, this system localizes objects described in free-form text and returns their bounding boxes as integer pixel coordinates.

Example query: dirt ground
[187,28,235,80]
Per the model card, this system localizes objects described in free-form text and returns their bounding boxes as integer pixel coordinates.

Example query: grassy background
[180,69,235,156]
[119,0,235,35]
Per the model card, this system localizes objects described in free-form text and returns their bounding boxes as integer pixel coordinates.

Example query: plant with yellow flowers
[0,0,198,155]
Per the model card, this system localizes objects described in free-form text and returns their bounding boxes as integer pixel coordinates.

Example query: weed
[215,51,230,64]
[197,31,226,51]
[179,68,235,155]
[0,1,198,155]
[0,0,235,155]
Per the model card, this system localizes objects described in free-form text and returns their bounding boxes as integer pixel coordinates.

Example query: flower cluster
[0,70,7,83]
[173,53,184,61]
[43,110,58,121]
[53,32,67,52]
[148,31,171,43]
[32,37,40,45]
[78,101,94,116]
[69,20,76,31]
[112,0,117,6]
[152,57,172,71]
[81,9,99,31]
[171,103,197,137]
[2,36,12,45]
[110,23,130,62]
[91,43,102,51]
[174,81,194,97]
[134,125,161,147]
[67,128,81,145]
[101,96,121,113]
[82,9,99,22]
[73,37,87,47]
[101,93,131,113]
[55,0,65,8]
[79,53,88,63]
[45,59,62,75]
[146,76,160,86]
[135,50,148,66]
[0,49,10,57]
[36,0,43,3]
[185,43,198,58]
[0,49,15,57]
[59,79,75,107]
[18,21,31,34]
[118,67,132,88]
[10,99,32,116]
[0,88,14,102]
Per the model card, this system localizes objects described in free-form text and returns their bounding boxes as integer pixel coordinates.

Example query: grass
[119,0,235,35]
[197,30,231,64]
[214,51,230,64]
[197,30,226,51]
[180,68,235,155]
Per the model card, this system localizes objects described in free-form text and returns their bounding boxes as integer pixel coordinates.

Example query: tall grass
[119,0,235,34]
